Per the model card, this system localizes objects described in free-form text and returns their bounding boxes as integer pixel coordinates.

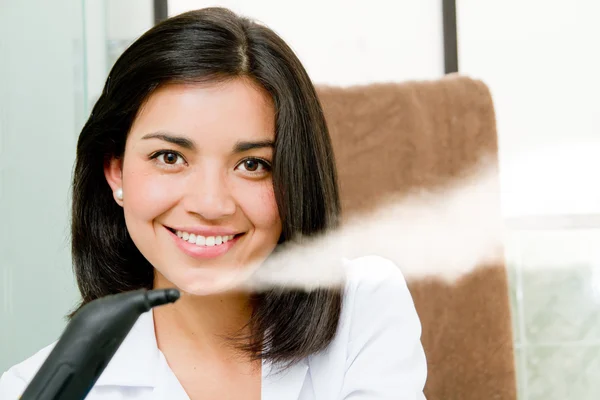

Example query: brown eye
[244,159,259,171]
[235,158,271,174]
[151,151,185,166]
[163,152,178,164]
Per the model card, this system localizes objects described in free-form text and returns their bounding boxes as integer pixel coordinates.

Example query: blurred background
[1,1,599,398]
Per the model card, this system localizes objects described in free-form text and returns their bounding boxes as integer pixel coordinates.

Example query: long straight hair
[70,8,342,365]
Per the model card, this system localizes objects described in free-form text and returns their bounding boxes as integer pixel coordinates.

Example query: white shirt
[0,256,427,399]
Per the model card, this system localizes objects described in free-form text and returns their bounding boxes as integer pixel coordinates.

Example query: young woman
[0,8,426,399]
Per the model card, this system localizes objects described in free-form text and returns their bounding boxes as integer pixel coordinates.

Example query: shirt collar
[94,309,310,399]
[95,310,160,387]
[262,358,309,399]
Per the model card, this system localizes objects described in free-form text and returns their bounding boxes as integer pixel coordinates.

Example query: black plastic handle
[20,288,180,400]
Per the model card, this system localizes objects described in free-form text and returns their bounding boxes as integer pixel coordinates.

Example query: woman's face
[105,79,282,295]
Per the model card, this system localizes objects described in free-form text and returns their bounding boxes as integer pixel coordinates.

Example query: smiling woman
[0,7,426,400]
[106,80,283,296]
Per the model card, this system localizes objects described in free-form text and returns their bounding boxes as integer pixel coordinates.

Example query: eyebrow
[141,132,196,150]
[233,140,275,153]
[141,132,274,153]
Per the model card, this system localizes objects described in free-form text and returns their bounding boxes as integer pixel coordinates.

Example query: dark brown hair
[70,7,341,366]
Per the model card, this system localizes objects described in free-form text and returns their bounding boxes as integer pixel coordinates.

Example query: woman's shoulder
[341,254,418,325]
[0,342,57,397]
[339,255,423,352]
[306,256,427,397]
[342,254,414,308]
[343,254,408,286]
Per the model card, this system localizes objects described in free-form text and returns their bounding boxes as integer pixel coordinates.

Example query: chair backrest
[317,76,517,400]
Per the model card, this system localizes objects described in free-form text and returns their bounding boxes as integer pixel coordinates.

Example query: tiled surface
[522,264,600,343]
[507,228,600,400]
[526,345,600,400]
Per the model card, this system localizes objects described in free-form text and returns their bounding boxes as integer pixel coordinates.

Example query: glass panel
[0,0,154,374]
[0,0,86,372]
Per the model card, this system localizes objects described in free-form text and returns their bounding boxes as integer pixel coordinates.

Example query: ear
[104,157,124,206]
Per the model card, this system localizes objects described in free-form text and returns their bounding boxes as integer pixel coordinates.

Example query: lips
[165,226,243,259]
[173,229,237,247]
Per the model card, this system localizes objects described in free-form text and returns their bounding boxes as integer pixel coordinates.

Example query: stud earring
[115,188,123,201]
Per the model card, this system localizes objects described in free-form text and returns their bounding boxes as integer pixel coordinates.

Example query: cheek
[121,166,180,221]
[236,180,281,233]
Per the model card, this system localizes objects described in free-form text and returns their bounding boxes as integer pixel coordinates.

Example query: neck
[152,274,254,360]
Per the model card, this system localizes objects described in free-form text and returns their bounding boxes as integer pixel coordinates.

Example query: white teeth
[175,229,238,247]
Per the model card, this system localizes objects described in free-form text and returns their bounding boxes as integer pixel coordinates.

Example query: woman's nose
[182,168,236,220]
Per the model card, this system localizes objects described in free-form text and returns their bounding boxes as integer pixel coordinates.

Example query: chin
[162,265,255,296]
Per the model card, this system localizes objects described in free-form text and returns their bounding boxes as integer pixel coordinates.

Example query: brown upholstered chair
[317,76,517,400]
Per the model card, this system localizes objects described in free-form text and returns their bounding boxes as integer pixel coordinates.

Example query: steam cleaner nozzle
[20,288,180,400]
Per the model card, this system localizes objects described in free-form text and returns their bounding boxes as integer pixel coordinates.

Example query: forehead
[129,78,275,144]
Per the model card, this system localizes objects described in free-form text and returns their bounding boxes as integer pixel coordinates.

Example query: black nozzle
[147,287,180,308]
[20,288,180,400]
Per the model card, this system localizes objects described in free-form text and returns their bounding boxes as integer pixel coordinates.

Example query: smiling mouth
[166,227,244,247]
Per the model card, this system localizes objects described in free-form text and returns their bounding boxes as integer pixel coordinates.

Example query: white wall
[457,0,600,218]
[106,0,153,41]
[169,0,445,86]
